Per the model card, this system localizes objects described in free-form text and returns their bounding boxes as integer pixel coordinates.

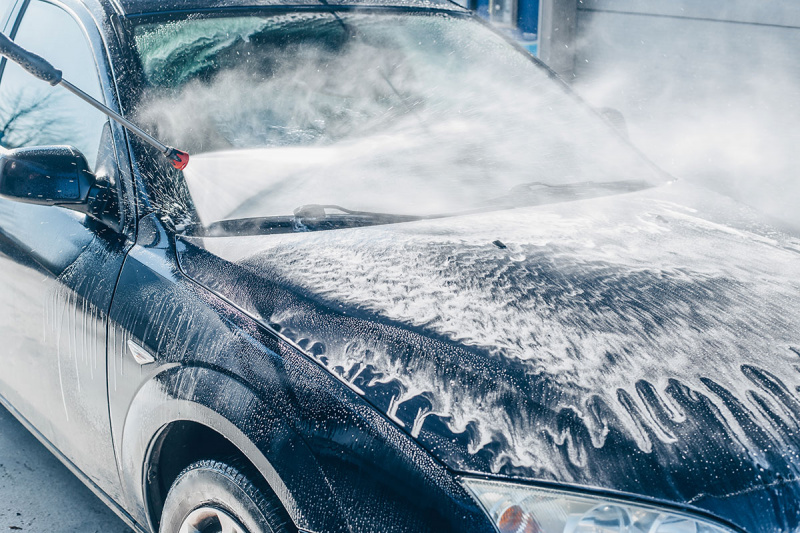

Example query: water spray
[0,32,190,170]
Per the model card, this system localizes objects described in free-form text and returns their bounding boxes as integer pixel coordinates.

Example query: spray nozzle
[165,148,190,170]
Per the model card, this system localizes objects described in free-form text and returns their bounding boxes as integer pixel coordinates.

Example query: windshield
[133,11,664,228]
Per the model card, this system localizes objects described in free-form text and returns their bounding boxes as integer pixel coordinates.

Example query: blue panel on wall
[517,0,540,35]
[475,0,490,18]
[471,0,539,56]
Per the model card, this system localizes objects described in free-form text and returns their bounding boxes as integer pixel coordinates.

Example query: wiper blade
[291,203,436,232]
[183,181,656,237]
[484,179,654,208]
[292,203,427,223]
[186,204,439,237]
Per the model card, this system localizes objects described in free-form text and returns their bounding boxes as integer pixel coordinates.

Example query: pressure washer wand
[0,32,189,170]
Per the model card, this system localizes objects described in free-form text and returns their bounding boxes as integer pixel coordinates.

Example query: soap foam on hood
[187,184,800,480]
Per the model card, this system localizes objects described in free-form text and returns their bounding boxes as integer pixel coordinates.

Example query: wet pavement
[0,404,133,533]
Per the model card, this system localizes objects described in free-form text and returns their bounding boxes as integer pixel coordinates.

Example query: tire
[159,458,294,533]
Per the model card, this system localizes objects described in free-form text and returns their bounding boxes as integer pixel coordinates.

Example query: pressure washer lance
[0,32,190,170]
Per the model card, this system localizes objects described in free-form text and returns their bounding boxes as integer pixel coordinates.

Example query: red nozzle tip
[170,150,190,170]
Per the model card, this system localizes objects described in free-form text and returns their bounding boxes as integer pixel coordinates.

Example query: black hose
[0,32,62,86]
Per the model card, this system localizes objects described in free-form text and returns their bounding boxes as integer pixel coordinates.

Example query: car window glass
[0,0,107,168]
[134,13,664,225]
[1,0,15,28]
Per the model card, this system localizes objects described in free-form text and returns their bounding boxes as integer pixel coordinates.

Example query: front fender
[119,364,347,533]
[108,215,492,533]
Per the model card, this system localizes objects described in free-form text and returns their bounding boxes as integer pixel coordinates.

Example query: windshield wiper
[186,204,441,237]
[483,179,654,208]
[293,204,427,222]
[184,180,657,237]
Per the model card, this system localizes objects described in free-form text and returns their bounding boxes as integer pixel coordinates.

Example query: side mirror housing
[0,145,95,206]
[598,107,629,140]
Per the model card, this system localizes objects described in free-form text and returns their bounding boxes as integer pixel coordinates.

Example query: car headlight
[462,478,737,533]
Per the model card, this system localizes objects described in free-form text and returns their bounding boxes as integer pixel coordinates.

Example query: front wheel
[159,459,294,533]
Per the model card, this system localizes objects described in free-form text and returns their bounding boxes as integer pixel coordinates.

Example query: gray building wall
[561,0,800,229]
[572,0,800,102]
[538,0,578,76]
[577,0,800,26]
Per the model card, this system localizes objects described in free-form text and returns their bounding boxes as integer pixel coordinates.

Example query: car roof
[111,0,467,17]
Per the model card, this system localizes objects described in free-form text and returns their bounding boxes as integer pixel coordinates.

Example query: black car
[1,0,799,532]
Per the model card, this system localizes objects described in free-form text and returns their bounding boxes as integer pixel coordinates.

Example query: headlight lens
[462,479,737,533]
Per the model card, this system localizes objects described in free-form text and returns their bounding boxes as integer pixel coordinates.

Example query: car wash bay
[569,0,800,231]
[1,1,798,531]
[465,0,800,230]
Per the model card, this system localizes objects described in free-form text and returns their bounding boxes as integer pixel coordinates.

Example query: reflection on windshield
[134,13,663,226]
[0,0,107,167]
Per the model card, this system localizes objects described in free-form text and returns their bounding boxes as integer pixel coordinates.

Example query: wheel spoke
[219,511,245,533]
[179,506,249,533]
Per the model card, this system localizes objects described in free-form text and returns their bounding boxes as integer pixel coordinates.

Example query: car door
[0,0,130,499]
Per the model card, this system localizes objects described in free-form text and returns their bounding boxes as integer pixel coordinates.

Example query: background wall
[562,0,800,230]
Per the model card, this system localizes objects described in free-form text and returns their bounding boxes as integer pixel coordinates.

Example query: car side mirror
[598,107,629,140]
[0,145,95,206]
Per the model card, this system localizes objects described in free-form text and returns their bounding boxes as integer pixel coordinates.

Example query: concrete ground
[0,404,133,533]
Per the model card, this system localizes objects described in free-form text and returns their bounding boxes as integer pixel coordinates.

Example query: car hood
[177,182,800,531]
